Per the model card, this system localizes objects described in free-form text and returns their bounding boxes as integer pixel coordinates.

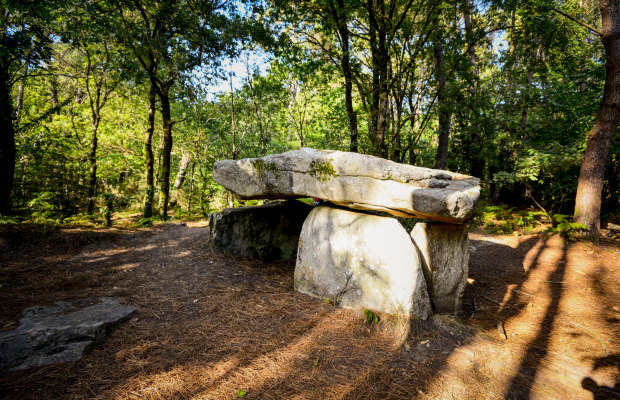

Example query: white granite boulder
[213,148,480,223]
[294,204,432,319]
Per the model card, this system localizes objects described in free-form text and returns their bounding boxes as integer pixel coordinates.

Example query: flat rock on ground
[0,297,135,371]
[213,148,480,223]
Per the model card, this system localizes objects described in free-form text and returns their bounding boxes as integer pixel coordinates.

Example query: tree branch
[552,7,602,36]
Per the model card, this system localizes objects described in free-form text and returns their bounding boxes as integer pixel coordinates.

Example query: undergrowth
[473,202,586,237]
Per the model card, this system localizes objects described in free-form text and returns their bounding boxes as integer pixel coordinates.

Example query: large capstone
[213,148,480,223]
[295,204,432,319]
[410,222,469,314]
[0,297,135,371]
[209,200,312,261]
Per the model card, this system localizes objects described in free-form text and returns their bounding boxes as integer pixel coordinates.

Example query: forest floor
[0,220,619,400]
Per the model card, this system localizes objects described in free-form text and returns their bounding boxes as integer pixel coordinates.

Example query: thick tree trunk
[86,118,100,214]
[368,0,389,158]
[143,84,156,218]
[574,1,620,235]
[434,22,451,170]
[158,87,173,219]
[0,63,15,215]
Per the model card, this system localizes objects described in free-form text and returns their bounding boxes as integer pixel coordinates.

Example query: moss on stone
[251,159,266,179]
[252,159,280,181]
[309,159,336,182]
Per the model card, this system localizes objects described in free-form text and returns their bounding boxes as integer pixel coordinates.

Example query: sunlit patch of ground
[0,224,618,399]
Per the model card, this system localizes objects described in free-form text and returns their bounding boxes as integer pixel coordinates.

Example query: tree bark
[86,118,100,214]
[367,0,389,158]
[574,1,620,235]
[49,72,59,113]
[462,0,483,177]
[14,64,27,126]
[434,20,451,170]
[158,86,173,219]
[0,61,15,215]
[333,0,359,153]
[174,153,191,190]
[143,83,156,218]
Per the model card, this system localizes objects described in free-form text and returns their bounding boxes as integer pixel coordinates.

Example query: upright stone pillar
[410,222,469,313]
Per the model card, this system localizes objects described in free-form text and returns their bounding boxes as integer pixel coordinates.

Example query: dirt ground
[0,222,619,400]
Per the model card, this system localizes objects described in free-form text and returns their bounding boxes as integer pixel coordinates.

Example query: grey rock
[208,200,312,261]
[607,222,620,232]
[0,297,136,371]
[295,205,432,319]
[213,148,480,223]
[410,222,469,314]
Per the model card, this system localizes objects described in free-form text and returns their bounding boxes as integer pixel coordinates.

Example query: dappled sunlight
[421,234,620,399]
[111,356,241,399]
[2,225,618,399]
[113,263,140,271]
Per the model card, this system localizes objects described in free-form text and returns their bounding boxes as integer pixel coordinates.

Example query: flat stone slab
[0,297,135,371]
[213,148,480,223]
[295,204,432,319]
[209,200,312,261]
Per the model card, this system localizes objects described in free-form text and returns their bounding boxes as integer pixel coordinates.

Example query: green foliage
[3,0,614,235]
[474,203,548,234]
[235,389,247,398]
[138,216,158,227]
[0,215,20,224]
[546,214,588,237]
[364,308,380,326]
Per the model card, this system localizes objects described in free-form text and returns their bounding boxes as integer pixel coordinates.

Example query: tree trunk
[334,0,359,153]
[368,0,389,158]
[434,21,451,170]
[0,62,15,215]
[574,1,620,235]
[143,84,156,218]
[86,118,100,214]
[158,86,173,219]
[174,153,191,190]
[288,73,298,143]
[187,160,195,213]
[49,73,59,113]
[463,0,484,177]
[15,64,27,126]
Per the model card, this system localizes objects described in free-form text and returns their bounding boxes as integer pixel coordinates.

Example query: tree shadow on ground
[1,225,618,399]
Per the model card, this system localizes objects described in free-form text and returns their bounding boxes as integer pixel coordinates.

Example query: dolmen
[210,148,480,319]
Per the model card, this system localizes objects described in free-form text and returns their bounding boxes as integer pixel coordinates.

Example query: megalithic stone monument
[211,148,481,318]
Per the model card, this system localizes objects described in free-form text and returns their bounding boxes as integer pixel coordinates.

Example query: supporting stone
[209,200,312,261]
[0,297,135,371]
[295,204,432,319]
[410,222,469,314]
